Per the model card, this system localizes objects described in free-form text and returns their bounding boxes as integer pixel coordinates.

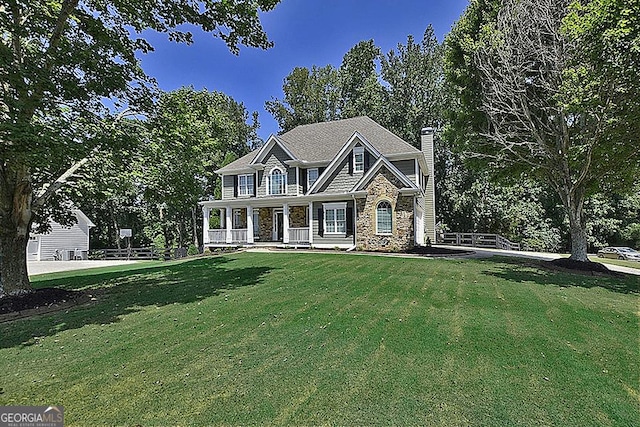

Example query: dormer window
[268,167,287,195]
[353,147,364,173]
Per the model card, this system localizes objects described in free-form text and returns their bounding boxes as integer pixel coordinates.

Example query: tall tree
[339,40,385,120]
[445,0,640,261]
[0,0,280,296]
[144,87,257,248]
[265,65,341,132]
[382,25,444,148]
[72,119,148,249]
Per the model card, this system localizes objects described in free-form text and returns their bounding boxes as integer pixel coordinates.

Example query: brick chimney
[421,127,436,244]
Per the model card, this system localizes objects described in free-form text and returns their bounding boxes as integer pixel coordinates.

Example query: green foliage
[381,26,444,147]
[437,148,562,252]
[75,87,258,249]
[444,0,640,260]
[339,40,385,120]
[622,223,640,249]
[0,0,281,293]
[583,190,640,250]
[187,244,199,256]
[265,66,342,132]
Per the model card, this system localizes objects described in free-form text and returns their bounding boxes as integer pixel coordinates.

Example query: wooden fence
[90,247,190,260]
[438,233,521,251]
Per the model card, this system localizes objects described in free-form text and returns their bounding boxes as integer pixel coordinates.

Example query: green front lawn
[1,253,638,426]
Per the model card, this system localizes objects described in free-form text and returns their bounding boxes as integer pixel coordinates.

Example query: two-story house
[200,116,436,251]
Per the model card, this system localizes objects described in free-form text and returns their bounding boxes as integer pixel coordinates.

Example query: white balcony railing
[288,227,310,243]
[231,229,247,243]
[208,229,227,243]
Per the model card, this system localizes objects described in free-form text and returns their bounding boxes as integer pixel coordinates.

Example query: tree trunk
[0,232,31,297]
[177,217,184,249]
[561,187,589,262]
[0,173,34,297]
[191,207,200,247]
[111,204,121,249]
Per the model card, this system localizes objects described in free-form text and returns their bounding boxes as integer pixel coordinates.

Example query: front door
[273,210,284,241]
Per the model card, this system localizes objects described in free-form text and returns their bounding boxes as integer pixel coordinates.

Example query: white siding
[33,215,91,260]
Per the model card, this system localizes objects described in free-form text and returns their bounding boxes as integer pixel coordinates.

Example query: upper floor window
[353,147,364,173]
[376,200,392,235]
[307,168,319,188]
[269,168,287,195]
[238,174,254,196]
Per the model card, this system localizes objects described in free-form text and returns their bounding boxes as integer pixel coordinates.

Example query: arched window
[269,168,286,195]
[376,201,392,234]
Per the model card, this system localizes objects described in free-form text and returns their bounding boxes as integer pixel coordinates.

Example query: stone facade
[356,168,414,252]
[289,206,308,228]
[258,208,273,241]
[254,206,307,242]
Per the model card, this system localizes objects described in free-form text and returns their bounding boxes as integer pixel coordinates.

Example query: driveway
[28,260,140,276]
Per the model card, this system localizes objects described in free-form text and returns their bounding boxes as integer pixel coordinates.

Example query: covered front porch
[203,204,311,247]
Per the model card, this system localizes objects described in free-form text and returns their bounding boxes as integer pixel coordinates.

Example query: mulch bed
[0,288,90,321]
[545,258,620,277]
[405,246,475,256]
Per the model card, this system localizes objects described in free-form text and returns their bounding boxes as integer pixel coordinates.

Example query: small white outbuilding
[27,210,95,261]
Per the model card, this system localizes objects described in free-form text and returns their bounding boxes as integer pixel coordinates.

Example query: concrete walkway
[28,260,140,276]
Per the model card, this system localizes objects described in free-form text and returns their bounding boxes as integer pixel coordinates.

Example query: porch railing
[208,229,227,244]
[288,227,310,243]
[231,229,247,243]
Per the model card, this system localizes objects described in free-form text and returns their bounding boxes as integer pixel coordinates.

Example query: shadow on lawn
[0,256,274,349]
[482,257,639,295]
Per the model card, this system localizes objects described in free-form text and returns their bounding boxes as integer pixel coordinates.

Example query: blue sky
[137,0,469,140]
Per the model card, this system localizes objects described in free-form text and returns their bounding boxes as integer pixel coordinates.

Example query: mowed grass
[1,252,638,426]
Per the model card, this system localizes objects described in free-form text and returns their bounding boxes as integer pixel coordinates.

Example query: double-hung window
[353,147,364,173]
[307,168,319,188]
[238,174,254,196]
[269,168,287,195]
[324,203,347,234]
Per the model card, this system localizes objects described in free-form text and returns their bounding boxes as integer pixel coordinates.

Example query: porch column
[203,207,210,244]
[225,206,232,244]
[246,205,254,244]
[283,203,290,244]
[308,201,313,245]
[219,209,225,228]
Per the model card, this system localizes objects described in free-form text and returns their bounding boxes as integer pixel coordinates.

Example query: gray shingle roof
[216,116,419,174]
